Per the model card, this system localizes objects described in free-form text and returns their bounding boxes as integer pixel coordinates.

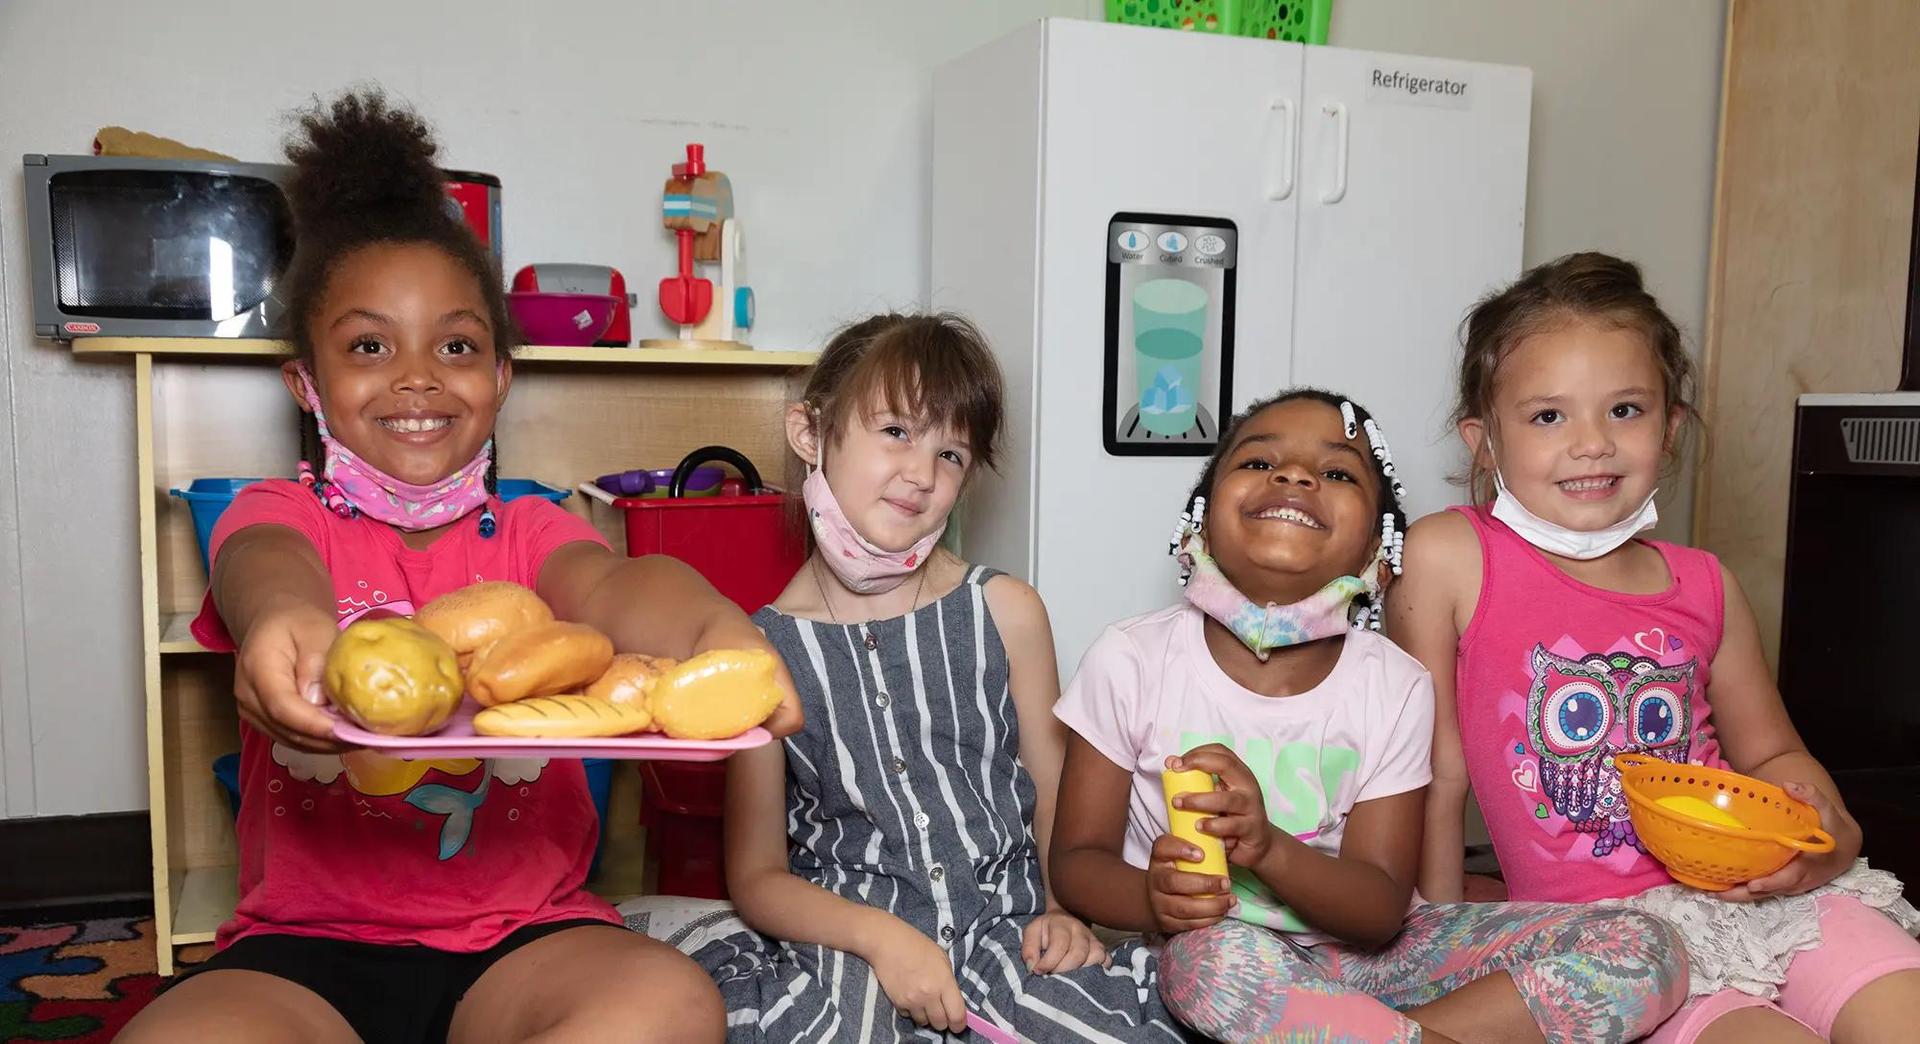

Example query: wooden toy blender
[643,143,754,350]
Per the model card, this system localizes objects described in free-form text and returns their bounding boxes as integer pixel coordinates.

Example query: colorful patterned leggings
[1159,902,1688,1043]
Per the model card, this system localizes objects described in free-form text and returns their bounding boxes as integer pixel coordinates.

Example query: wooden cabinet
[1695,0,1920,666]
[93,337,812,972]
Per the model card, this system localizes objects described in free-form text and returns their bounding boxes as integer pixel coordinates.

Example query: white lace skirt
[1602,860,1920,999]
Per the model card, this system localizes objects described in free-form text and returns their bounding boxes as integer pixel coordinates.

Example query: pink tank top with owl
[1453,505,1729,902]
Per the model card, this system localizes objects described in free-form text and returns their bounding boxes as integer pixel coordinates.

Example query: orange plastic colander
[1614,752,1835,891]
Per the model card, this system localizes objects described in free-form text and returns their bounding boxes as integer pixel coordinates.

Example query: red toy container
[619,491,803,613]
[443,170,502,266]
[637,761,731,899]
[616,448,804,898]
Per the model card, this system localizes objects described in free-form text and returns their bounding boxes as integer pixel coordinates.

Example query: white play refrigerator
[932,18,1531,675]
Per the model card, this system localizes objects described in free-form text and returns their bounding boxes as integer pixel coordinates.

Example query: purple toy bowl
[596,465,725,499]
[508,291,619,346]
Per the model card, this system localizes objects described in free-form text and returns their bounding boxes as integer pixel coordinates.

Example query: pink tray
[329,702,771,761]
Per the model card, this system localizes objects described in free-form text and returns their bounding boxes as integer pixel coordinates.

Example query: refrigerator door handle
[1266,97,1296,201]
[1320,101,1350,204]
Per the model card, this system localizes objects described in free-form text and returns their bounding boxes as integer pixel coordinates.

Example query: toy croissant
[93,127,235,162]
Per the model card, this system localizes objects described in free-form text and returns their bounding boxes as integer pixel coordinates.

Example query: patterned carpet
[0,917,201,1042]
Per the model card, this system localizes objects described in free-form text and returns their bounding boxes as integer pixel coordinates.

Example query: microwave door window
[50,170,292,321]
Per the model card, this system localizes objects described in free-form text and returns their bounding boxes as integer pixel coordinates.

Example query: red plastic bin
[637,761,731,899]
[613,447,804,899]
[616,490,802,614]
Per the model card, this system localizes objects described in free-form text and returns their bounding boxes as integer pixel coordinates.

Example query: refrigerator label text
[1369,67,1473,111]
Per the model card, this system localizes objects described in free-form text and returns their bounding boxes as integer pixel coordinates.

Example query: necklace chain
[812,556,929,628]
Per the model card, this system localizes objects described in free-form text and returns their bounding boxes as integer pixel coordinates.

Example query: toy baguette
[472,694,652,738]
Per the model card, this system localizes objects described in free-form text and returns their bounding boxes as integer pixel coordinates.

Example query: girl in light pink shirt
[1052,389,1688,1043]
[1392,252,1920,1044]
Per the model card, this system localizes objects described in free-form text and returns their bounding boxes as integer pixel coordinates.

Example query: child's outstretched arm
[538,545,801,737]
[212,524,350,753]
[723,742,968,1034]
[1708,563,1863,901]
[986,577,1110,973]
[1387,512,1482,903]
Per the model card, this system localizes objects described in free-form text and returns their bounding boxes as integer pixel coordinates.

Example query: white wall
[1329,0,1726,848]
[1330,0,1727,541]
[0,0,1095,817]
[0,1,1725,818]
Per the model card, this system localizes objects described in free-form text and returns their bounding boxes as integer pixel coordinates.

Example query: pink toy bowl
[508,291,620,346]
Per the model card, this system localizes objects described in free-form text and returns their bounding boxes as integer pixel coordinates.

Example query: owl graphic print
[1528,645,1697,857]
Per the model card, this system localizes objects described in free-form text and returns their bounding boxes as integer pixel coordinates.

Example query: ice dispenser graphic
[1104,212,1236,456]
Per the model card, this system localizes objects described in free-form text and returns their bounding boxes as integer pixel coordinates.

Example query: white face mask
[1486,438,1658,560]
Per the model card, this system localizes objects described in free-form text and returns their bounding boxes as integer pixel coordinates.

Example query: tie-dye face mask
[1176,527,1367,661]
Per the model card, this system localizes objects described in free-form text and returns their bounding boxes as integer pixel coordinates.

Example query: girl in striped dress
[693,313,1191,1042]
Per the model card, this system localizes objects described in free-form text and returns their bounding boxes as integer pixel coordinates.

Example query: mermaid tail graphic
[406,770,492,860]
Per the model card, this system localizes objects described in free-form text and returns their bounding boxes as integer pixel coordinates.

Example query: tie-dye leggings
[1158,902,1688,1043]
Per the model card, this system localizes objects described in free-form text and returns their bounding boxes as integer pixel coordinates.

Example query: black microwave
[23,153,297,340]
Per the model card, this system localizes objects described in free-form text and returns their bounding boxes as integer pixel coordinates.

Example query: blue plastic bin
[213,753,614,876]
[213,752,243,819]
[171,478,572,573]
[581,757,613,877]
[495,479,573,506]
[170,478,265,575]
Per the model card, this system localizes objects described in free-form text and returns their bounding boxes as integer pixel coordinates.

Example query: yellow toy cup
[1161,768,1229,890]
[1614,752,1836,891]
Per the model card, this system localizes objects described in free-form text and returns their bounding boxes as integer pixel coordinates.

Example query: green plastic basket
[1104,0,1331,44]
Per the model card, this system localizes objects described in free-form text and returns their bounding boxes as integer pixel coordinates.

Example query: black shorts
[172,918,615,1044]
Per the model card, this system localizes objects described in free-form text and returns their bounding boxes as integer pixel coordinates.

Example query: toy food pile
[323,581,782,741]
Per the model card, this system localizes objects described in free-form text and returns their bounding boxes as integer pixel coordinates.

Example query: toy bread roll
[324,617,464,736]
[586,654,678,707]
[648,648,782,740]
[472,695,652,738]
[467,622,614,707]
[415,581,554,668]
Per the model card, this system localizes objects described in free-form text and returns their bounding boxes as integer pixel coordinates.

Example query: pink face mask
[802,461,946,595]
[294,364,494,532]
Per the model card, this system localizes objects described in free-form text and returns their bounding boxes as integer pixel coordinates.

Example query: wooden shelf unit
[76,336,817,368]
[113,336,810,972]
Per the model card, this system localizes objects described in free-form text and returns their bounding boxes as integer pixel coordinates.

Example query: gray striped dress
[693,566,1192,1043]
